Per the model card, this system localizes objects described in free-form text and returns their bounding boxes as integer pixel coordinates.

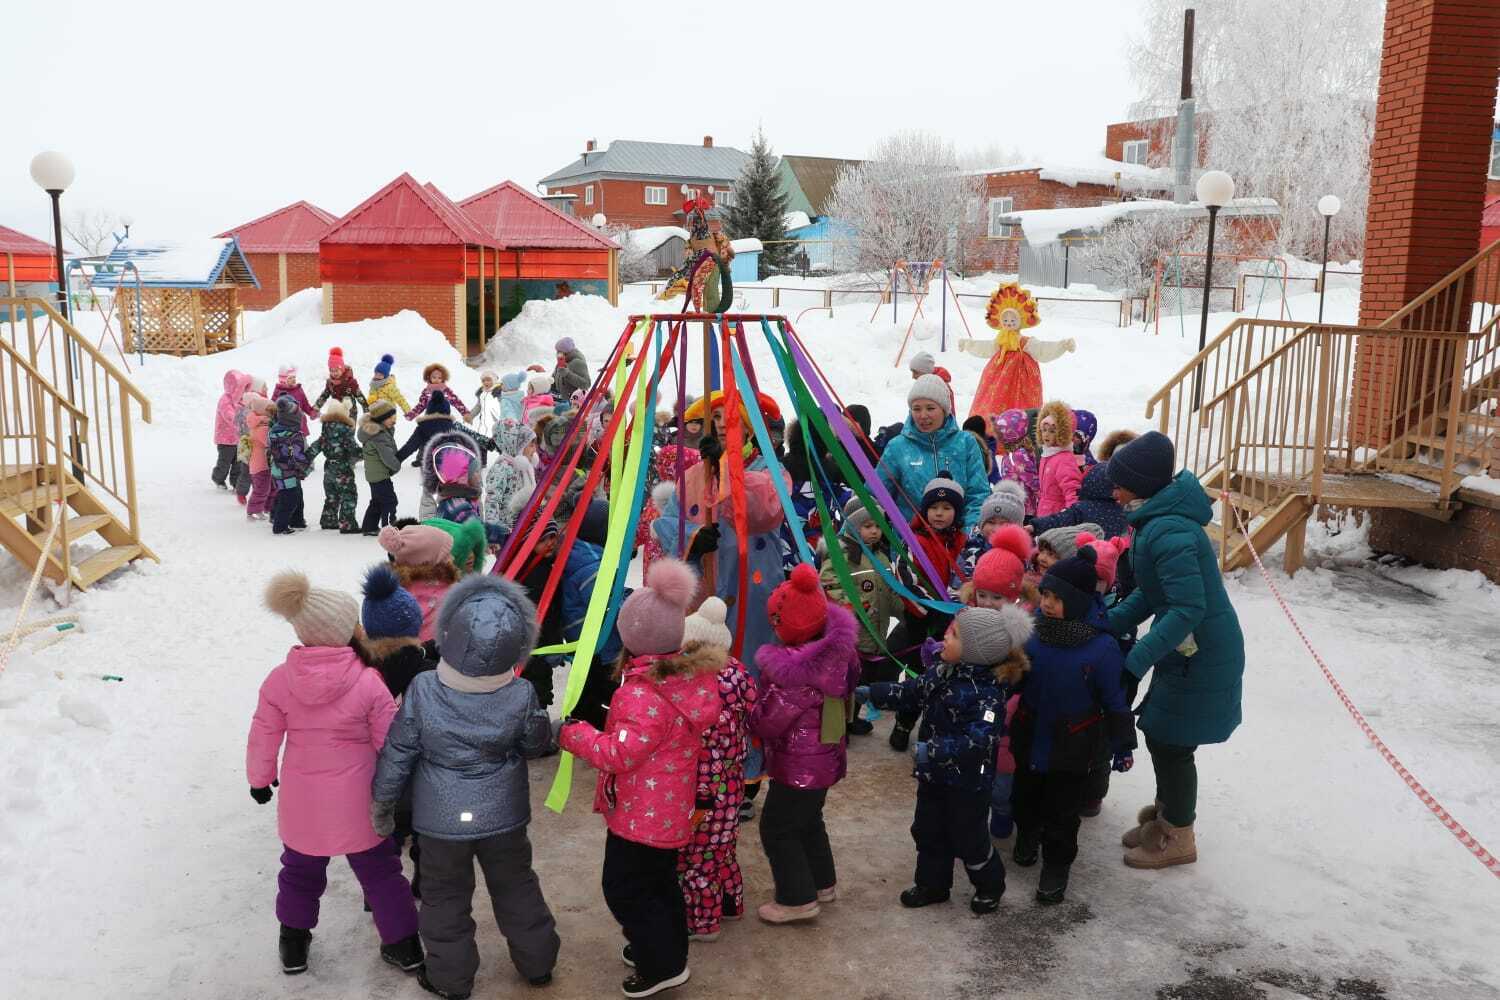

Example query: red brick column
[1352,0,1500,443]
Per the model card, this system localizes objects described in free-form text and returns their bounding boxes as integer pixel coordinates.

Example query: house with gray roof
[538,136,750,229]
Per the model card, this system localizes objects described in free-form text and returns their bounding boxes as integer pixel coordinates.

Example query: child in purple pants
[246,570,423,976]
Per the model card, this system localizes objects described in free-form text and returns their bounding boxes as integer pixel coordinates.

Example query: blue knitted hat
[374,353,394,378]
[426,391,451,416]
[361,563,423,640]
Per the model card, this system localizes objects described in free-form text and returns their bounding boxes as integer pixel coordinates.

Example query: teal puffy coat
[1107,471,1244,746]
[875,415,990,529]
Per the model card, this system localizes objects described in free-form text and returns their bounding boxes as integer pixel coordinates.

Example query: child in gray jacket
[372,573,560,998]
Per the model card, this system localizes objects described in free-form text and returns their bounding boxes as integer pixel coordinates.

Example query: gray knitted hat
[841,496,873,535]
[954,604,1034,667]
[921,472,965,513]
[909,351,936,375]
[264,571,359,648]
[907,373,952,416]
[1036,522,1105,561]
[436,573,539,677]
[980,480,1027,527]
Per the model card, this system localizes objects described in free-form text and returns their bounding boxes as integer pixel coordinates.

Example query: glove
[913,741,930,766]
[919,637,943,670]
[371,799,397,838]
[698,434,723,464]
[853,685,871,706]
[1064,338,1077,353]
[1112,751,1134,773]
[249,782,275,805]
[1122,670,1141,709]
[688,524,720,557]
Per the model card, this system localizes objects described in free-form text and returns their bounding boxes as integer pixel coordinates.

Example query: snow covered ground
[1,283,1497,999]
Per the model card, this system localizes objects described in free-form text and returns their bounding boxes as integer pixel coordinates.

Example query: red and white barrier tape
[1221,492,1500,880]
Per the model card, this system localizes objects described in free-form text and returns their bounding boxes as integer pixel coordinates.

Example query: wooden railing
[0,297,151,539]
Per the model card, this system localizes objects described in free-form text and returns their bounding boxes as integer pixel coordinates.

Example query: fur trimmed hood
[755,602,859,696]
[630,640,728,684]
[394,559,459,587]
[991,647,1030,687]
[420,428,482,493]
[1096,428,1138,462]
[1038,400,1076,449]
[422,362,451,385]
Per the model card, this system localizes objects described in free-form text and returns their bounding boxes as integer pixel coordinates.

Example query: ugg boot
[1120,802,1160,849]
[757,900,821,923]
[1123,818,1197,869]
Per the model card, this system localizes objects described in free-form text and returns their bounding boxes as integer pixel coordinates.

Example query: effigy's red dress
[969,337,1042,421]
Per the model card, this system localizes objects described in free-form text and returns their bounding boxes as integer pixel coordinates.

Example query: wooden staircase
[0,297,155,592]
[1145,239,1500,574]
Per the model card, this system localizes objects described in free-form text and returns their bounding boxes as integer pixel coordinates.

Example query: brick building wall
[546,178,734,229]
[328,281,459,348]
[1104,117,1209,168]
[241,252,282,310]
[284,253,321,299]
[1369,502,1500,580]
[966,171,1123,273]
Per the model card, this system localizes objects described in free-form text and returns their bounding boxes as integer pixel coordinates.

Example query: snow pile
[783,210,812,231]
[92,238,241,286]
[621,226,687,255]
[243,286,323,341]
[967,153,1172,192]
[730,237,763,254]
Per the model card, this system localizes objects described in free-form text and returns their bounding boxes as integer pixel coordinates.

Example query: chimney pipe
[703,136,713,148]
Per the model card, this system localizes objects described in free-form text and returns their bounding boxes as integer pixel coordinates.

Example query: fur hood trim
[1096,428,1138,462]
[635,641,728,683]
[1038,400,1076,446]
[395,559,459,587]
[755,602,858,696]
[358,416,394,441]
[991,647,1030,687]
[360,634,423,661]
[321,404,355,427]
[422,362,450,385]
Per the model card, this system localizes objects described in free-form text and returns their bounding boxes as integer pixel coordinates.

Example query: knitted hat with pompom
[617,558,698,655]
[682,596,733,650]
[768,563,828,644]
[264,571,359,647]
[973,524,1033,601]
[1076,532,1129,591]
[954,604,1034,667]
[374,353,394,378]
[980,480,1027,527]
[360,562,422,641]
[328,347,345,373]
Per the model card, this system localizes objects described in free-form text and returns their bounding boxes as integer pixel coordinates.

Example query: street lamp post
[29,150,83,475]
[1192,170,1235,410]
[1316,195,1341,324]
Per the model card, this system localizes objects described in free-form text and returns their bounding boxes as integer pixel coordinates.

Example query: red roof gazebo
[216,200,337,310]
[1,225,58,295]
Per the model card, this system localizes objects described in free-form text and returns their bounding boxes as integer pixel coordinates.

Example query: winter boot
[418,972,471,999]
[847,717,874,736]
[969,888,1004,914]
[816,884,837,904]
[380,934,425,972]
[622,968,691,997]
[1036,865,1070,905]
[1124,818,1197,869]
[1078,799,1102,818]
[278,924,312,975]
[888,723,912,752]
[898,885,951,908]
[1121,802,1160,849]
[757,900,821,923]
[1011,830,1039,867]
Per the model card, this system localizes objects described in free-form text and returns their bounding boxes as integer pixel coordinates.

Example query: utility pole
[1173,8,1197,204]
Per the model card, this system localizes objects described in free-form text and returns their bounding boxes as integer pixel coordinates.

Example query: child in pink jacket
[244,393,274,520]
[1034,400,1084,518]
[213,370,252,489]
[559,559,722,999]
[245,571,421,977]
[273,365,320,435]
[378,523,458,643]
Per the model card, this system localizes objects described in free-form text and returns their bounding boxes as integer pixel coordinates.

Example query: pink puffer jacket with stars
[559,645,723,849]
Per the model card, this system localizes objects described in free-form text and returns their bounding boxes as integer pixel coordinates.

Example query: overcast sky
[2,0,1147,245]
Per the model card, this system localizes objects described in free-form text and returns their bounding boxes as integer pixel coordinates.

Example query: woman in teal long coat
[1105,431,1244,871]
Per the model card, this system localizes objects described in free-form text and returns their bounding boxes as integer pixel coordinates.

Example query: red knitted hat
[768,563,827,644]
[972,524,1033,601]
[1076,532,1129,590]
[328,346,345,372]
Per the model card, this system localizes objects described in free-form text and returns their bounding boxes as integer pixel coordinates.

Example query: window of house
[584,185,595,206]
[1123,139,1149,166]
[1490,139,1500,180]
[644,185,667,205]
[988,197,1015,238]
[717,189,735,207]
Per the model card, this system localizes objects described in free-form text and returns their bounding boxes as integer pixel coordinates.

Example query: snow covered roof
[970,155,1173,192]
[1005,197,1280,247]
[783,210,813,232]
[91,238,260,289]
[730,237,763,254]
[214,201,338,254]
[0,225,55,256]
[624,226,688,254]
[540,139,751,186]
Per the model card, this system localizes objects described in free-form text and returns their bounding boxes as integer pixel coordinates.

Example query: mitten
[919,637,943,670]
[688,524,721,557]
[249,784,274,805]
[1111,751,1134,773]
[853,685,871,705]
[370,799,397,838]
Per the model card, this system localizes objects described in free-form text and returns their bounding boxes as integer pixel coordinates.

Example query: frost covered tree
[726,128,793,279]
[826,131,985,274]
[604,224,658,283]
[63,208,122,257]
[1127,0,1383,258]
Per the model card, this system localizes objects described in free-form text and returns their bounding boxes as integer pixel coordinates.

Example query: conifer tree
[727,128,793,278]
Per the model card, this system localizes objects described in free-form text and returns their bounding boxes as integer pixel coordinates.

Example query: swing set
[871,259,975,363]
[494,312,966,813]
[1149,251,1289,337]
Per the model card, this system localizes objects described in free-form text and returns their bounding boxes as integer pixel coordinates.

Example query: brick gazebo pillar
[1352,0,1500,443]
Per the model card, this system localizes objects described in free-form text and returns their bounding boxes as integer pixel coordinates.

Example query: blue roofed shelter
[92,238,259,355]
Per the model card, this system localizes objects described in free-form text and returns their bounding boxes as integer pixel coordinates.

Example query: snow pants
[276,839,417,944]
[677,764,746,936]
[361,479,398,533]
[247,471,273,516]
[1011,768,1089,871]
[602,832,687,983]
[759,782,834,907]
[1146,738,1198,827]
[418,830,559,995]
[912,781,1004,895]
[211,444,237,486]
[272,484,304,533]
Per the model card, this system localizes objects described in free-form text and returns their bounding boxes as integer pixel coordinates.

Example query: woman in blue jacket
[876,375,992,530]
[1104,431,1245,871]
